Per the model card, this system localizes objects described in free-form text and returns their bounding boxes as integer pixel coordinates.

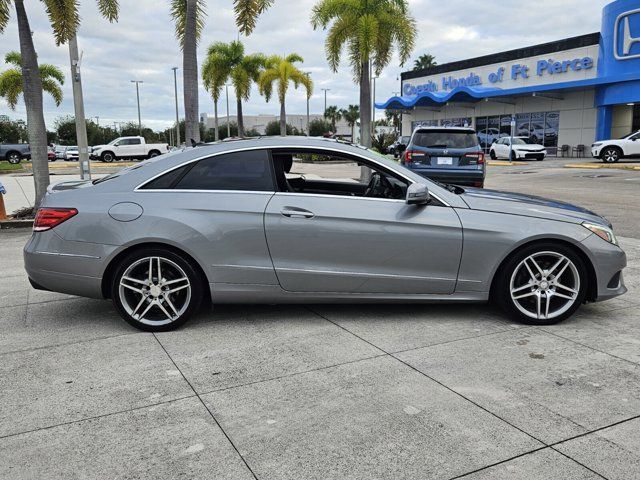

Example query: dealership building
[377,0,640,155]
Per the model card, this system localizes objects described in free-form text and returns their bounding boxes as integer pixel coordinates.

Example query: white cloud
[0,0,610,130]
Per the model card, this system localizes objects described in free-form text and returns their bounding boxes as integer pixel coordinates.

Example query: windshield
[512,138,532,145]
[108,138,120,145]
[412,129,479,149]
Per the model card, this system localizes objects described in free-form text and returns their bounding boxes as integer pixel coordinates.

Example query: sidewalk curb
[0,219,33,229]
[487,161,514,166]
[564,163,640,170]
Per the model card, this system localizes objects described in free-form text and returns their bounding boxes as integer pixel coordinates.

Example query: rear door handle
[281,208,314,219]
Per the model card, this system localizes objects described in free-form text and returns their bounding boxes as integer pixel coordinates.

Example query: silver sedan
[24,137,627,331]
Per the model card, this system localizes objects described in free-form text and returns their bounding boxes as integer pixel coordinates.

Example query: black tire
[148,150,161,159]
[494,242,588,325]
[510,151,517,162]
[101,151,115,163]
[489,150,497,160]
[601,147,621,163]
[7,152,21,164]
[111,248,204,332]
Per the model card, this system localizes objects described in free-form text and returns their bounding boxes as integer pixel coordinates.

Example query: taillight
[33,208,78,232]
[404,150,426,164]
[463,152,485,165]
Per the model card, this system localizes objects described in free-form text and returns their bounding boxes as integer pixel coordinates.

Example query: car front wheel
[495,243,587,325]
[111,249,204,331]
[601,147,621,163]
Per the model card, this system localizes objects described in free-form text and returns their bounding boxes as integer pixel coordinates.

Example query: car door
[263,149,463,295]
[626,132,640,155]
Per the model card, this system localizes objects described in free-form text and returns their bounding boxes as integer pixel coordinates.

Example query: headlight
[583,222,618,245]
[592,142,603,147]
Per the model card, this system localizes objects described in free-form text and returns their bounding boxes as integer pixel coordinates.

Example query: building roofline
[402,32,601,81]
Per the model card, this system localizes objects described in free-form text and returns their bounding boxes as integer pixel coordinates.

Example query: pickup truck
[0,143,31,164]
[91,136,169,162]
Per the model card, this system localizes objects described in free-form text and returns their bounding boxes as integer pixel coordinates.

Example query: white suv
[592,131,640,163]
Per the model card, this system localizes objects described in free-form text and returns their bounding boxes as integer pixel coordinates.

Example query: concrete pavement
[0,227,638,479]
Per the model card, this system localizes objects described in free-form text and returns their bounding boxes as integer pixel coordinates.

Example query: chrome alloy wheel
[509,251,580,321]
[602,148,620,163]
[118,256,191,326]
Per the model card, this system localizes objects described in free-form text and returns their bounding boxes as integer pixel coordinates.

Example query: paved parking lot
[1,223,639,479]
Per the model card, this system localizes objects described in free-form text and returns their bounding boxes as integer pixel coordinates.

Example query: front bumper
[591,146,602,158]
[515,150,546,160]
[580,234,627,302]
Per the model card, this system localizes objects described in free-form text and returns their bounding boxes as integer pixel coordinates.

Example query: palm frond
[285,53,303,64]
[234,0,273,35]
[0,0,11,33]
[42,0,81,45]
[4,51,22,67]
[0,68,22,110]
[42,78,64,106]
[310,0,358,29]
[324,14,355,72]
[96,0,119,22]
[39,63,65,85]
[170,0,207,47]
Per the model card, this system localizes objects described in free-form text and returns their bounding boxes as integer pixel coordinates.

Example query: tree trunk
[182,0,200,144]
[15,0,49,207]
[214,99,219,141]
[280,98,286,136]
[351,123,354,142]
[359,60,372,181]
[237,98,244,137]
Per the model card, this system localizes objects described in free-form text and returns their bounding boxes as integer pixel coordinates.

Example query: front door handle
[281,208,314,219]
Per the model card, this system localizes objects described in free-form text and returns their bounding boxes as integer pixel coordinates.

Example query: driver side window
[271,149,409,200]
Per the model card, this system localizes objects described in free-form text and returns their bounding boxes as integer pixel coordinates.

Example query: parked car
[91,136,169,162]
[24,137,626,331]
[402,127,485,187]
[477,128,506,148]
[388,135,411,158]
[0,143,30,164]
[490,137,546,161]
[54,145,67,160]
[48,147,56,162]
[64,146,79,161]
[591,131,640,163]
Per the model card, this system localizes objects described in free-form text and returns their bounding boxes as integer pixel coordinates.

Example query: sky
[0,0,611,131]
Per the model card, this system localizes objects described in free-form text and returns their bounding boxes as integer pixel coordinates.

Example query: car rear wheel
[495,243,587,325]
[111,248,203,331]
[601,147,621,163]
[7,152,21,164]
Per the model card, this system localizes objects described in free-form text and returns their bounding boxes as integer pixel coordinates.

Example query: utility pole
[131,80,143,136]
[225,84,231,137]
[171,67,180,147]
[371,76,379,136]
[305,72,311,136]
[68,35,91,180]
[321,88,330,114]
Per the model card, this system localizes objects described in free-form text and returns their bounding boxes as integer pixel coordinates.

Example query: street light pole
[131,80,143,136]
[321,88,330,114]
[305,72,311,136]
[225,84,231,137]
[68,35,91,180]
[171,67,180,147]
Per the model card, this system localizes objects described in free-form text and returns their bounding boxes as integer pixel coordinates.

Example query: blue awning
[376,73,640,110]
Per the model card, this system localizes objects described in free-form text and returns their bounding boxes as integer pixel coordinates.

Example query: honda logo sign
[614,8,640,60]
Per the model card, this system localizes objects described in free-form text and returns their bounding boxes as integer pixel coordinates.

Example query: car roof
[413,126,475,132]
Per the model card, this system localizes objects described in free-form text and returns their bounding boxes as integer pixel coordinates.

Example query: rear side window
[141,164,191,189]
[412,129,479,149]
[174,150,274,191]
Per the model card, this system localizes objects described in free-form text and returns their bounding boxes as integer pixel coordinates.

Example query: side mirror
[406,183,430,205]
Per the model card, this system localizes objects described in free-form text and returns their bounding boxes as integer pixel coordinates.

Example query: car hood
[512,144,545,151]
[460,187,610,226]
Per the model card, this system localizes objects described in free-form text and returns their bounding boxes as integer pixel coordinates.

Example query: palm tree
[0,51,64,109]
[0,0,119,207]
[413,53,437,71]
[258,54,312,136]
[340,104,359,142]
[171,0,274,144]
[311,0,416,148]
[323,105,341,132]
[202,41,264,138]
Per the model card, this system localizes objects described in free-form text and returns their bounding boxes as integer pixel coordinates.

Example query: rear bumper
[409,168,486,187]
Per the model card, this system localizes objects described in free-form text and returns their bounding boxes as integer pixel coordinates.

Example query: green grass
[0,162,24,171]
